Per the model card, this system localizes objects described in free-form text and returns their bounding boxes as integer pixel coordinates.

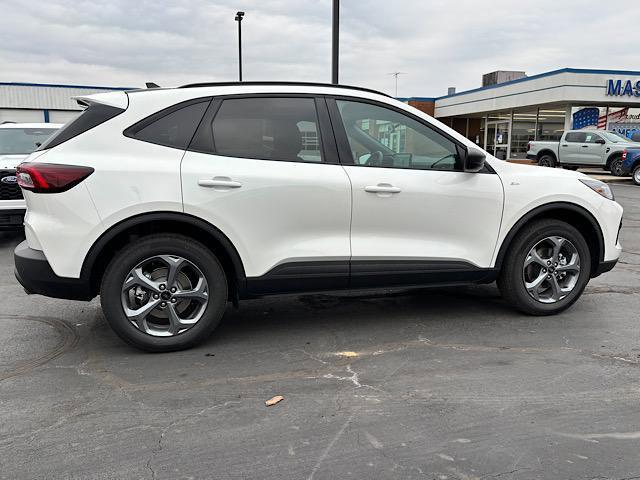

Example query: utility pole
[388,72,407,97]
[235,11,245,81]
[331,0,339,84]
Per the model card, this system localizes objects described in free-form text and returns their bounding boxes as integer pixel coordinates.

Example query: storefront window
[510,109,537,159]
[537,109,565,141]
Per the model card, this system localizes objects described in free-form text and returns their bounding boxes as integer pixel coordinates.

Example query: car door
[327,97,504,287]
[560,132,586,164]
[181,95,352,293]
[583,132,606,165]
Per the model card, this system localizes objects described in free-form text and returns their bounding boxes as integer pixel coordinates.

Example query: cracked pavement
[1,184,639,479]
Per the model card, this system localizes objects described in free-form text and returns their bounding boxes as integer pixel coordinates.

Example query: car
[13,82,624,352]
[527,130,640,175]
[0,122,62,229]
[622,148,640,185]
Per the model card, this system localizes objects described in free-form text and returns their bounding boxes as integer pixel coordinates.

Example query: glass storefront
[510,109,537,159]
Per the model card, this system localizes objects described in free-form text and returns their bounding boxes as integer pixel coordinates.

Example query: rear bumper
[526,154,537,161]
[14,241,93,300]
[0,208,25,230]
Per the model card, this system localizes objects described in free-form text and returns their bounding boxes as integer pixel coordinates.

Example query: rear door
[181,95,352,293]
[560,132,586,164]
[328,97,504,287]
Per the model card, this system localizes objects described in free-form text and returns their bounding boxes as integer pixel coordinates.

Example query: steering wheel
[364,150,384,167]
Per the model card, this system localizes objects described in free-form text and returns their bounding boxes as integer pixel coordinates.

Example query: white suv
[13,83,623,352]
[0,122,61,229]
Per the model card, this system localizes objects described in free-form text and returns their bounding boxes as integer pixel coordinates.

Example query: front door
[181,96,352,292]
[329,98,504,286]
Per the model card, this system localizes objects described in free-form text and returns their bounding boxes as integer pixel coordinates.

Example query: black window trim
[186,93,339,165]
[123,96,213,150]
[325,95,495,174]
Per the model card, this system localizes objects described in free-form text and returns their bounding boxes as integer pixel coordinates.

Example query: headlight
[580,178,614,201]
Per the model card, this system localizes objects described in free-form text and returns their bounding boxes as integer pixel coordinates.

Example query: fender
[494,201,604,271]
[80,211,247,292]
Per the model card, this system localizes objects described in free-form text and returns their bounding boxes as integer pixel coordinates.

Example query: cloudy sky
[0,0,637,97]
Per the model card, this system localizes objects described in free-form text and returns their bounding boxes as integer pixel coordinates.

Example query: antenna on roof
[145,82,160,88]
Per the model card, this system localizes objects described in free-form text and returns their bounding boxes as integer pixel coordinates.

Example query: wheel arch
[537,149,557,161]
[81,212,247,299]
[495,202,604,276]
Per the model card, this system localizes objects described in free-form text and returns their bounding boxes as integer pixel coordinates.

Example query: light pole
[235,11,245,81]
[331,0,339,84]
[389,72,407,97]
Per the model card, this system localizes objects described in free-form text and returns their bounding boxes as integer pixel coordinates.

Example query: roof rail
[178,81,390,97]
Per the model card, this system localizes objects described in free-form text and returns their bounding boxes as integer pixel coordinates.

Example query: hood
[486,156,587,180]
[0,154,28,170]
[617,141,640,149]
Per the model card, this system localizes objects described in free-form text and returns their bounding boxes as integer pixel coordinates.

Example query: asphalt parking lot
[1,184,639,480]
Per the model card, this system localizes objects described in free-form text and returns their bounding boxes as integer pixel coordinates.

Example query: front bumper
[593,259,618,277]
[14,241,93,300]
[0,208,25,229]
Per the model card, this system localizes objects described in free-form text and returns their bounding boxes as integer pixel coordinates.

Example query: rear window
[0,128,58,154]
[38,103,124,151]
[125,99,210,150]
[565,132,586,143]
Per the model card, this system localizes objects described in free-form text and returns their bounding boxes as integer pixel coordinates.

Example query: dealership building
[3,69,640,162]
[401,68,640,160]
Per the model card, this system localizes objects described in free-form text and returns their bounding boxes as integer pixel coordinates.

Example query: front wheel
[633,165,640,186]
[100,234,228,352]
[497,219,591,315]
[609,157,625,177]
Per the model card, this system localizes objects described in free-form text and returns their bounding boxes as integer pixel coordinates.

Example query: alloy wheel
[610,158,624,176]
[121,255,209,336]
[522,236,581,304]
[634,167,640,185]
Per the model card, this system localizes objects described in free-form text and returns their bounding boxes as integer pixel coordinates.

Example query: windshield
[602,131,630,143]
[0,128,58,154]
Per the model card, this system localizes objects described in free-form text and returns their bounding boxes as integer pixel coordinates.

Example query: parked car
[622,148,640,185]
[527,130,640,175]
[0,122,62,229]
[13,82,623,352]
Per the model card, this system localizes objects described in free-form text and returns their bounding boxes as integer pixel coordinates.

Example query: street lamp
[331,0,339,84]
[235,11,245,81]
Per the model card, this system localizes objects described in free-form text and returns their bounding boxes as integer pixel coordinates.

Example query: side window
[336,100,461,171]
[585,133,602,144]
[565,132,586,143]
[202,97,323,162]
[127,100,210,149]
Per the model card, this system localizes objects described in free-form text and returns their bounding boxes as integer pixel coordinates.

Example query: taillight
[622,150,627,160]
[16,162,94,193]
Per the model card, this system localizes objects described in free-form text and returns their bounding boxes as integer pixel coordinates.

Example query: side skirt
[245,260,498,297]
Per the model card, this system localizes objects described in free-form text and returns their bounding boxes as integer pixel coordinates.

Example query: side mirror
[595,138,606,145]
[464,147,486,172]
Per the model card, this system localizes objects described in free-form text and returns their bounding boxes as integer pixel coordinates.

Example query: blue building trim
[0,81,132,91]
[43,109,50,123]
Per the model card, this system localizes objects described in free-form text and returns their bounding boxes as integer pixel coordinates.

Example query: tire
[100,234,228,352]
[537,154,556,168]
[609,156,625,177]
[633,165,640,186]
[497,219,591,316]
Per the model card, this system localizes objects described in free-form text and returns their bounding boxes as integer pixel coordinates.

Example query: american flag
[598,108,628,129]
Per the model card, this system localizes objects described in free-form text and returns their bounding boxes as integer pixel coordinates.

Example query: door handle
[561,144,569,147]
[581,145,589,148]
[364,184,401,194]
[198,177,242,189]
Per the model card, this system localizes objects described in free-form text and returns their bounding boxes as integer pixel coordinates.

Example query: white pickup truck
[526,130,640,175]
[0,122,61,229]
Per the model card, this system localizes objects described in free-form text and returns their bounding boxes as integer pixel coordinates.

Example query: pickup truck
[527,130,640,175]
[0,122,61,229]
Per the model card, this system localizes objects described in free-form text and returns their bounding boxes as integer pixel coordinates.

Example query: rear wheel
[497,219,591,315]
[633,165,640,186]
[609,156,625,177]
[538,154,556,168]
[100,234,228,352]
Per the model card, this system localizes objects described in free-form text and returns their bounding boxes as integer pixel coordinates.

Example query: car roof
[0,122,63,129]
